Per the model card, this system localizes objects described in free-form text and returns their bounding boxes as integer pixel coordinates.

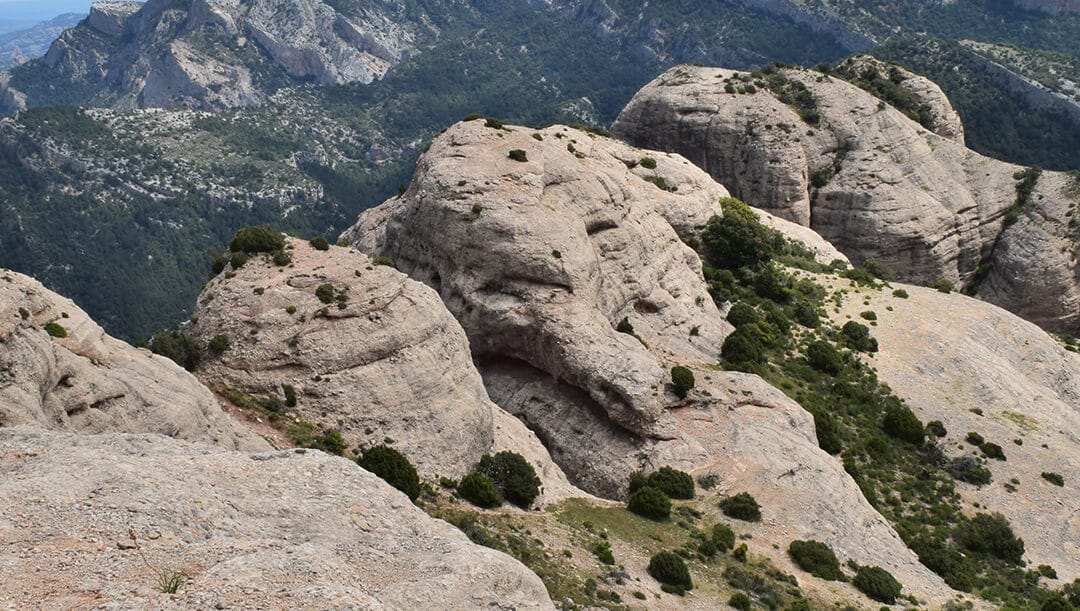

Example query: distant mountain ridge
[0,13,84,69]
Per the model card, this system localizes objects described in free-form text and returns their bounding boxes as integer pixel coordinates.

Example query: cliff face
[612,64,1080,334]
[10,0,444,110]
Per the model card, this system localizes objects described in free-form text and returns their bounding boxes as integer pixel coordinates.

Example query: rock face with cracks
[189,238,575,500]
[0,269,266,451]
[344,120,956,603]
[0,426,554,609]
[612,64,1080,334]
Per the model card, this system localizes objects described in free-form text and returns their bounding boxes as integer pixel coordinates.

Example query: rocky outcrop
[612,64,1080,334]
[343,120,957,603]
[832,279,1080,582]
[0,426,553,609]
[189,238,576,500]
[0,269,266,451]
[20,0,434,110]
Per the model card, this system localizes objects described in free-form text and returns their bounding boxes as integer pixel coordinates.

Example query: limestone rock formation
[0,13,84,70]
[0,426,553,609]
[19,0,429,110]
[343,120,956,603]
[612,64,1080,334]
[189,237,576,500]
[0,269,266,451]
[832,279,1080,582]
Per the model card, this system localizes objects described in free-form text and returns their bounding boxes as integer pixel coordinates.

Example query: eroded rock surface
[344,120,955,603]
[832,279,1080,582]
[0,269,265,451]
[189,238,576,500]
[0,426,553,609]
[612,64,1080,334]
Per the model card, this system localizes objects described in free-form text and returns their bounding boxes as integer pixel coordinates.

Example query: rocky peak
[612,64,1080,334]
[188,236,577,501]
[19,0,438,110]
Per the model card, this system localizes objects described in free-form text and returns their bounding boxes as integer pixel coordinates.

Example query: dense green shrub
[812,410,842,454]
[313,429,346,455]
[863,258,894,281]
[926,420,947,437]
[702,198,784,269]
[806,340,842,374]
[788,540,844,581]
[358,445,421,501]
[592,540,614,565]
[729,592,752,610]
[229,225,284,253]
[457,472,502,508]
[309,236,330,251]
[726,302,760,327]
[793,301,820,328]
[207,333,230,355]
[230,251,248,269]
[881,405,925,445]
[946,456,992,486]
[956,512,1025,564]
[508,149,528,162]
[315,283,335,304]
[476,451,541,509]
[853,565,902,603]
[272,250,292,266]
[720,492,761,522]
[980,442,1006,460]
[628,470,648,495]
[670,366,695,399]
[1042,472,1065,486]
[711,523,736,552]
[965,431,985,445]
[627,486,671,521]
[371,255,396,268]
[892,288,909,299]
[647,551,693,593]
[615,316,634,334]
[639,157,657,169]
[1040,597,1073,611]
[722,327,765,366]
[150,330,201,370]
[43,322,67,338]
[840,321,878,352]
[642,466,695,499]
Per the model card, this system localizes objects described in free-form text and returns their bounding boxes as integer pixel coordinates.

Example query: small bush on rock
[853,565,902,603]
[729,592,752,610]
[508,149,528,162]
[309,236,330,251]
[358,445,421,501]
[720,492,761,522]
[43,322,67,338]
[788,540,844,581]
[956,512,1024,564]
[150,330,201,370]
[207,334,230,355]
[457,472,502,508]
[647,551,692,594]
[1042,472,1065,486]
[840,321,878,352]
[627,486,671,521]
[671,366,695,399]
